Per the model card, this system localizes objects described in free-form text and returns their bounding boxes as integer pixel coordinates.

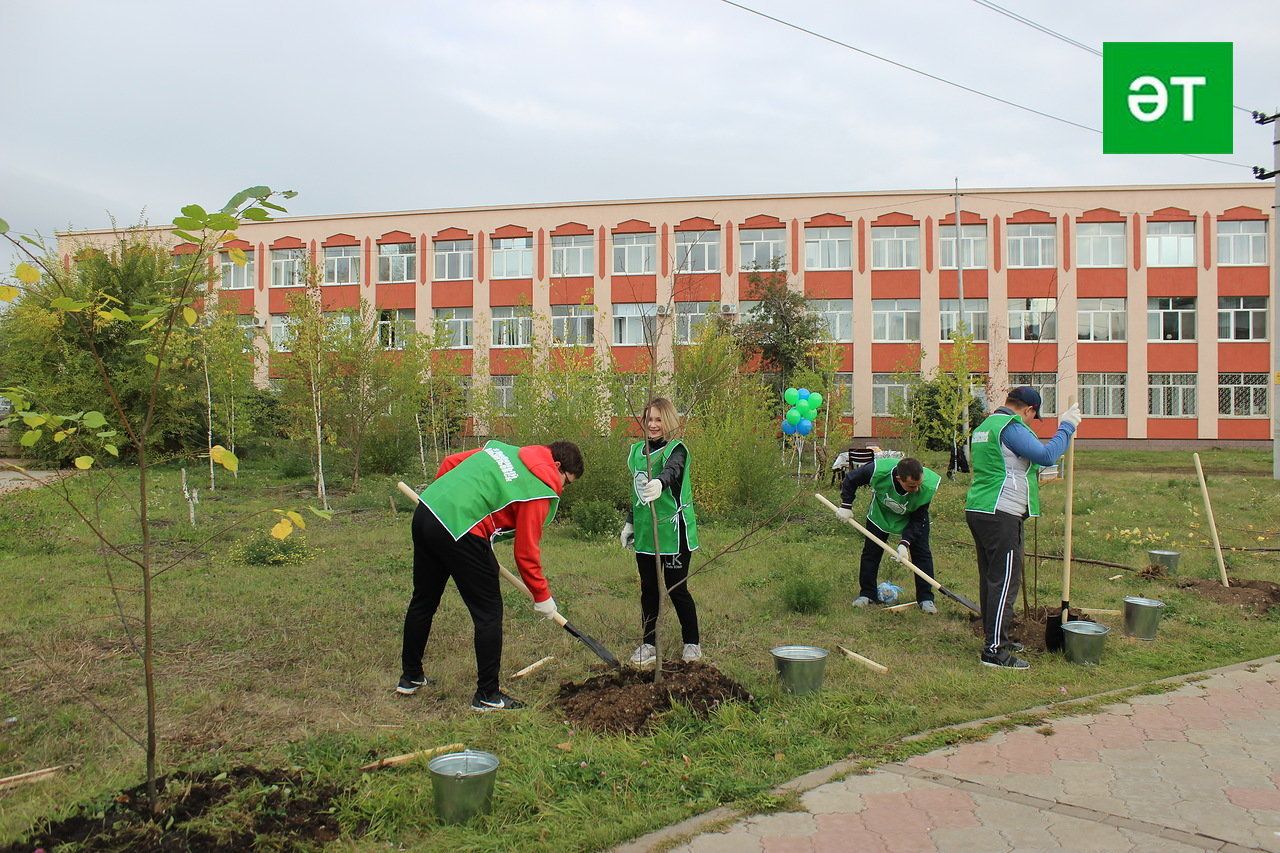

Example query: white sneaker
[853,596,872,608]
[920,600,938,614]
[682,643,702,662]
[629,643,656,666]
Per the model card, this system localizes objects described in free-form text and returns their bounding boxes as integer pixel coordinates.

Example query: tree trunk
[137,446,159,814]
[203,357,214,491]
[414,411,429,480]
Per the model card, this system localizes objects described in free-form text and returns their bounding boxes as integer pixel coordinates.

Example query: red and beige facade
[63,183,1276,442]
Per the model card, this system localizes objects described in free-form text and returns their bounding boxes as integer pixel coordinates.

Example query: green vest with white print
[965,412,1041,517]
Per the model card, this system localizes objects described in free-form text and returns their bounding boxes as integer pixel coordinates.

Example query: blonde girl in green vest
[619,397,701,666]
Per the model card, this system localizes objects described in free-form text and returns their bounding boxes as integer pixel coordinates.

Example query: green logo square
[1103,42,1232,154]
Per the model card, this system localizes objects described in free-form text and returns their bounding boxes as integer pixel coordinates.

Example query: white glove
[639,477,663,504]
[1060,403,1083,429]
[620,522,635,549]
[533,597,558,619]
[897,543,911,563]
[836,506,854,521]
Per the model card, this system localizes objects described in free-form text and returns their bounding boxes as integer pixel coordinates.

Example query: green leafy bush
[235,531,312,566]
[781,574,830,614]
[571,498,620,541]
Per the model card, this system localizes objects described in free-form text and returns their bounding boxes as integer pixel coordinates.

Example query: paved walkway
[622,657,1280,852]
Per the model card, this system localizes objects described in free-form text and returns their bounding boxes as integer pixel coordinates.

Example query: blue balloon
[781,420,797,435]
[797,418,813,436]
[797,388,811,400]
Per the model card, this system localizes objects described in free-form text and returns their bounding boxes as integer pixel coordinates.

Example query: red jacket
[435,444,562,603]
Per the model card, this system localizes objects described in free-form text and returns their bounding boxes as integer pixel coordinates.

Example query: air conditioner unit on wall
[719,303,737,315]
[253,318,266,328]
[655,304,670,316]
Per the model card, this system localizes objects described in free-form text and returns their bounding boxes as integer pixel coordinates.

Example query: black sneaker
[396,674,434,695]
[470,690,525,712]
[1008,642,1025,653]
[981,653,1030,670]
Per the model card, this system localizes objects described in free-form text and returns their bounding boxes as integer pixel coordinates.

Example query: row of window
[217,219,1270,290]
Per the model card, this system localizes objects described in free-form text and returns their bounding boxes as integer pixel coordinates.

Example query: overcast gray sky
[0,0,1274,267]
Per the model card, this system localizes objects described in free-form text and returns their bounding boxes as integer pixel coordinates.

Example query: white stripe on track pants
[966,509,1025,658]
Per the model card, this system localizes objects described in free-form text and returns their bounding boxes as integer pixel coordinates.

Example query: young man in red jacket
[398,440,584,710]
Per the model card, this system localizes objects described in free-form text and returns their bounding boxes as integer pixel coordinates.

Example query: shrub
[781,574,830,614]
[276,450,312,479]
[236,530,312,566]
[360,417,418,475]
[572,499,620,541]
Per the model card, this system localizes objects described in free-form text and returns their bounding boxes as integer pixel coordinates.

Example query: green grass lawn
[2,448,1279,851]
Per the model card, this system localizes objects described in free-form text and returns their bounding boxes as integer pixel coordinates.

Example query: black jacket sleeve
[840,461,875,508]
[900,503,931,547]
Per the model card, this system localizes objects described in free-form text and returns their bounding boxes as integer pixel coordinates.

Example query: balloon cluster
[780,386,823,437]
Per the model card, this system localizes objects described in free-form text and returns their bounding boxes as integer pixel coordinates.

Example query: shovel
[816,494,980,615]
[396,481,621,669]
[1045,437,1076,652]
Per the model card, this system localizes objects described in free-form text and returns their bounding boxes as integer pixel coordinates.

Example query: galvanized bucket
[1123,596,1165,641]
[1063,621,1109,665]
[770,645,828,694]
[428,750,499,824]
[1147,549,1180,574]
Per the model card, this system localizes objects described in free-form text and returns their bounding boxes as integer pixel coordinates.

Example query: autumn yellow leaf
[183,306,198,326]
[0,285,20,302]
[270,518,294,540]
[15,263,39,284]
[73,455,94,470]
[210,444,239,473]
[286,510,306,530]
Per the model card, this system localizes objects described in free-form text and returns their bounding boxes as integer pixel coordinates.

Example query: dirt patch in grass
[969,606,1092,653]
[1139,564,1167,580]
[1,767,349,853]
[1177,578,1280,615]
[556,660,754,734]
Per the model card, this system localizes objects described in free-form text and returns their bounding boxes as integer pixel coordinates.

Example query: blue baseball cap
[1007,386,1043,419]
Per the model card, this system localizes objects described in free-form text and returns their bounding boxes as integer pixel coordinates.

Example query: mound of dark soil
[557,660,754,734]
[2,767,347,853]
[969,605,1093,653]
[1177,577,1280,615]
[1139,564,1166,579]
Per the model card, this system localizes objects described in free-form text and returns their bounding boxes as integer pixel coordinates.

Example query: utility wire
[716,0,1250,170]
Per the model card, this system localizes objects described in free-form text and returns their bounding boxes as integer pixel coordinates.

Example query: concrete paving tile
[673,831,764,853]
[810,829,887,853]
[743,812,818,838]
[838,770,912,795]
[1224,785,1280,810]
[1118,827,1204,852]
[1045,815,1144,851]
[760,838,815,853]
[799,783,863,815]
[930,825,1011,851]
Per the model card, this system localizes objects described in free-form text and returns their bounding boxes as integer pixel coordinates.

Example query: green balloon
[808,392,823,409]
[786,407,802,425]
[795,399,811,417]
[784,387,800,405]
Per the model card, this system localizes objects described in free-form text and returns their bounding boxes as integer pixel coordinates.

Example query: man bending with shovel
[837,456,941,613]
[397,440,584,710]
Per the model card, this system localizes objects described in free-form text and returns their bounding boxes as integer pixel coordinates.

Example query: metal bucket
[770,645,828,694]
[1123,596,1165,640]
[428,750,499,824]
[1062,621,1109,666]
[1147,549,1180,574]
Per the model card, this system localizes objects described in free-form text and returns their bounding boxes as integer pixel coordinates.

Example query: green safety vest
[420,440,559,541]
[628,439,699,555]
[965,412,1041,517]
[866,456,940,535]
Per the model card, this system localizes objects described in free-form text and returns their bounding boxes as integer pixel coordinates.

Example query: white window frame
[674,230,720,274]
[1076,222,1126,268]
[809,298,852,342]
[674,301,713,344]
[738,228,786,271]
[832,371,854,415]
[939,298,988,341]
[804,227,852,271]
[491,375,516,413]
[269,248,304,288]
[1148,373,1197,417]
[434,307,472,349]
[490,305,532,347]
[1080,373,1127,417]
[872,299,920,342]
[378,242,416,283]
[871,373,913,416]
[220,251,254,290]
[870,226,920,270]
[1218,372,1268,417]
[939,224,987,270]
[490,236,534,280]
[550,234,594,277]
[433,239,474,281]
[612,232,656,275]
[1008,298,1057,341]
[612,302,656,346]
[1008,372,1058,416]
[1217,220,1267,266]
[1146,220,1195,268]
[1217,296,1267,341]
[1147,297,1196,342]
[378,308,414,350]
[235,315,257,353]
[323,245,361,285]
[1007,223,1056,269]
[551,304,594,346]
[269,314,295,352]
[1077,298,1127,342]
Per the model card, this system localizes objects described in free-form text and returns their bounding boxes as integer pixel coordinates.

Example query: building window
[235,315,257,353]
[1218,373,1268,417]
[872,373,912,416]
[1149,373,1196,417]
[269,314,295,351]
[1080,373,1126,417]
[1147,297,1196,341]
[491,375,515,413]
[220,251,254,290]
[809,298,853,342]
[491,236,533,279]
[434,307,472,348]
[612,232,656,275]
[939,224,987,269]
[1007,223,1056,269]
[491,305,532,347]
[674,302,713,344]
[1076,222,1126,268]
[1008,372,1058,416]
[804,227,852,270]
[433,239,474,281]
[832,371,854,415]
[378,308,414,350]
[870,226,920,270]
[675,230,720,273]
[612,303,657,346]
[939,298,988,341]
[551,234,594,277]
[1218,220,1267,266]
[1146,220,1195,267]
[551,304,594,346]
[323,246,360,285]
[378,243,416,283]
[872,299,920,342]
[1008,298,1057,341]
[1077,298,1127,342]
[269,248,304,288]
[738,228,785,271]
[1217,296,1267,341]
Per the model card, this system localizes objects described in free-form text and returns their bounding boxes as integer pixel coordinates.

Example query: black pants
[636,550,699,645]
[948,444,970,475]
[401,504,504,695]
[859,518,935,603]
[966,509,1024,657]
